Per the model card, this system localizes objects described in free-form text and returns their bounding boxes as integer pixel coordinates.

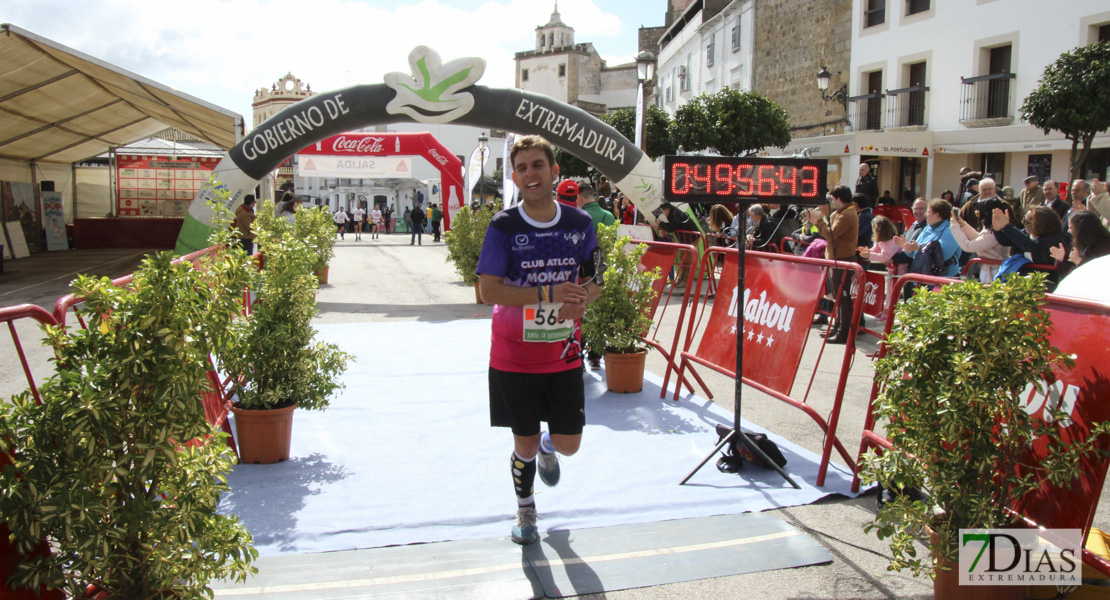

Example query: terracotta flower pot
[231,404,297,464]
[315,266,329,284]
[930,529,1024,600]
[602,348,648,393]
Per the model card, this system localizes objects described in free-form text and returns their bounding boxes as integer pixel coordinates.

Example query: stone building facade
[515,4,641,115]
[252,73,316,129]
[751,0,852,137]
[251,73,316,200]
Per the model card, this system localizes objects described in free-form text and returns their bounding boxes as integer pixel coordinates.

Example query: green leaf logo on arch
[385,46,485,124]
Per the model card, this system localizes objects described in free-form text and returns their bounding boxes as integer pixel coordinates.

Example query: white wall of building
[852,1,1110,131]
[518,52,572,101]
[847,0,1110,193]
[658,0,755,114]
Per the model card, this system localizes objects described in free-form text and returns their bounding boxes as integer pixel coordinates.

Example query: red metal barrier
[673,247,865,485]
[0,305,67,599]
[1,304,59,405]
[637,240,700,398]
[779,237,811,255]
[851,273,1110,573]
[46,246,236,445]
[960,256,1056,280]
[0,245,253,590]
[961,257,1002,277]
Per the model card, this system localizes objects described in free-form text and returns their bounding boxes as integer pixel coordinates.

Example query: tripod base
[679,426,801,489]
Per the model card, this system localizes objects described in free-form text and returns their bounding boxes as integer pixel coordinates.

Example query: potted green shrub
[219,199,352,464]
[0,247,258,598]
[580,223,660,393]
[859,274,1110,598]
[293,204,338,284]
[445,205,495,303]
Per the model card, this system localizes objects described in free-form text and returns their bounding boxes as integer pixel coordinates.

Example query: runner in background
[370,205,383,240]
[352,204,365,241]
[333,206,349,240]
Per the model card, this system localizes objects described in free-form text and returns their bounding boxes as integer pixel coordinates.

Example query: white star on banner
[729,325,737,335]
[756,332,764,344]
[766,334,775,347]
[747,329,755,341]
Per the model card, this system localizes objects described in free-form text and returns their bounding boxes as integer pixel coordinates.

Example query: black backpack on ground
[714,424,787,474]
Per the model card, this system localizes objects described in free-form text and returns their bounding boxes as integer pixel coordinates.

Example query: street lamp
[634,50,656,151]
[478,132,488,203]
[467,132,489,208]
[817,65,848,108]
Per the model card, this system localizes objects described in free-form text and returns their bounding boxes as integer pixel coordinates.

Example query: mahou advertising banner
[695,253,826,395]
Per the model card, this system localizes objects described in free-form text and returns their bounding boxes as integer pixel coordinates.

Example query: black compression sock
[511,451,537,506]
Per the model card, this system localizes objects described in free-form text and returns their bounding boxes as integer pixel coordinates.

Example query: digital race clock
[663,155,829,206]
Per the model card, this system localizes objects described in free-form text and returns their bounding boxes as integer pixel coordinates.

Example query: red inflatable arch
[296,132,464,230]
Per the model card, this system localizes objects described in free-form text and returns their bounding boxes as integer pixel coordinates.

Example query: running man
[333,206,349,240]
[352,204,365,241]
[370,205,383,240]
[477,135,604,545]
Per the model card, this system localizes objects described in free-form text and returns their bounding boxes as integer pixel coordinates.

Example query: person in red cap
[555,179,579,207]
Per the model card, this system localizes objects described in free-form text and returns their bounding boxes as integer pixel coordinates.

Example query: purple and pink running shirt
[477,203,598,373]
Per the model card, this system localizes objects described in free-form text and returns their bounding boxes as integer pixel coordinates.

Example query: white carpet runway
[219,320,861,556]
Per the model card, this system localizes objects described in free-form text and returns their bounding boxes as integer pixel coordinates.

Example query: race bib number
[523,303,574,342]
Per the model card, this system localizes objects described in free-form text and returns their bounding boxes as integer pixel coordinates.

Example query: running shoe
[538,448,560,487]
[588,356,601,370]
[511,505,538,545]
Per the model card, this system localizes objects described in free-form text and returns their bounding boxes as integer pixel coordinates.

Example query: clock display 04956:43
[663,155,829,206]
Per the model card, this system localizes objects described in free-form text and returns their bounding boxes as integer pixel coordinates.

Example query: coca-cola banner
[851,270,887,317]
[695,252,826,395]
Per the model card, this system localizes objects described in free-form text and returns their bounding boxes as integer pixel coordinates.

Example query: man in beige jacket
[1087,179,1110,229]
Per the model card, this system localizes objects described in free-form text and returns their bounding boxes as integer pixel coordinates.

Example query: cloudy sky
[2,0,662,125]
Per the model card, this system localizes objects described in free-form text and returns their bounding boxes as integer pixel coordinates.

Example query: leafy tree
[672,88,791,156]
[552,105,676,179]
[445,205,495,286]
[554,146,593,179]
[1020,41,1110,182]
[600,105,676,159]
[0,248,258,597]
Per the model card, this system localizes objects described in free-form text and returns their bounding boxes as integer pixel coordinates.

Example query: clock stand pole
[679,200,801,489]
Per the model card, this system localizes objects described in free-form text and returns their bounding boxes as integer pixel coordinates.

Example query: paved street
[313,234,933,599]
[3,235,1106,598]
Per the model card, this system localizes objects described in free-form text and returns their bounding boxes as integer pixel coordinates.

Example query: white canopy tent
[0,23,243,254]
[0,23,242,164]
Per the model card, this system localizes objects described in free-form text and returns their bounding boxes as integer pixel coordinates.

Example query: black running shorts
[488,366,585,437]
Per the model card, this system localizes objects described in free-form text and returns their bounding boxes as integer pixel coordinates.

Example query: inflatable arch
[175,46,663,255]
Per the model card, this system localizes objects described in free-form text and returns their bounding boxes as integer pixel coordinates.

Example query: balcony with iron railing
[959,72,1016,127]
[847,92,884,132]
[885,85,928,130]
